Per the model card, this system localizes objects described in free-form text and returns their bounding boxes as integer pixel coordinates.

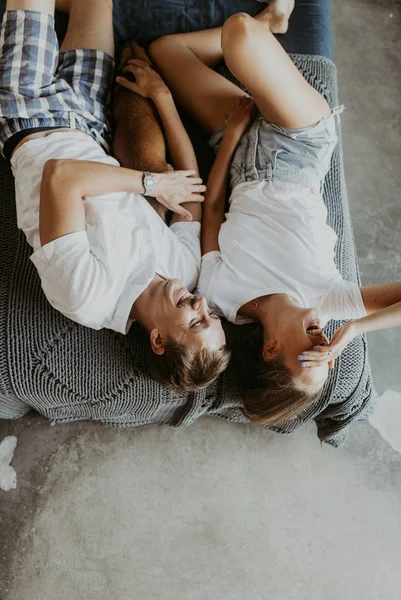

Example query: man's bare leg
[60,0,114,58]
[150,12,329,134]
[6,0,54,13]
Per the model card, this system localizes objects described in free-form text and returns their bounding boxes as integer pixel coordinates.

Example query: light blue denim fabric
[208,107,344,190]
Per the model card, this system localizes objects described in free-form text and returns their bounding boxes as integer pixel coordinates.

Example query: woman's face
[265,306,329,389]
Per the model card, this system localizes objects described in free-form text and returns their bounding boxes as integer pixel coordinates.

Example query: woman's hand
[116,59,170,101]
[150,170,206,221]
[298,321,359,369]
[224,96,256,141]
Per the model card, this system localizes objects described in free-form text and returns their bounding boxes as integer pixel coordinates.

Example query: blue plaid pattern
[0,10,114,157]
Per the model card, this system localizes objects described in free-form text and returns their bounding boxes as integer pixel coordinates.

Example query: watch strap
[143,171,156,196]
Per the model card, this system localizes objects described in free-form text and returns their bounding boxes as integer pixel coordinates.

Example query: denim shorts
[0,10,114,158]
[208,106,343,190]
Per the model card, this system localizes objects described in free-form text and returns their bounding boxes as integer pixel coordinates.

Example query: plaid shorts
[0,10,114,158]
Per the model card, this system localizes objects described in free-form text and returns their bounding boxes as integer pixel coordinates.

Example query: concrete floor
[1,1,400,599]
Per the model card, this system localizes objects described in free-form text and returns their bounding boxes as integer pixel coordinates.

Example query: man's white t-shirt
[197,179,365,326]
[12,132,200,334]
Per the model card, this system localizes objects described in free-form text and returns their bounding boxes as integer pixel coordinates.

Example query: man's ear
[262,339,279,361]
[150,329,166,356]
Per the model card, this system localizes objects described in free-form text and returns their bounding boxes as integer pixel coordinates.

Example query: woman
[119,11,401,423]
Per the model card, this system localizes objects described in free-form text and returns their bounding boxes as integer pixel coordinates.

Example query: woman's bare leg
[150,12,330,134]
[149,28,247,135]
[221,13,330,128]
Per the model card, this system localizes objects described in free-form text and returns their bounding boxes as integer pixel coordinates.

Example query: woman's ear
[150,329,166,356]
[263,339,279,361]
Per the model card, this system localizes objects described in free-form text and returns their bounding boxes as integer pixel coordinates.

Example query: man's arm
[39,159,204,245]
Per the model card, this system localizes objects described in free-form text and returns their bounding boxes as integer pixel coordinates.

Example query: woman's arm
[300,282,401,368]
[39,159,204,245]
[360,282,401,313]
[152,91,197,173]
[152,91,202,224]
[202,97,256,255]
[201,132,239,254]
[117,59,203,223]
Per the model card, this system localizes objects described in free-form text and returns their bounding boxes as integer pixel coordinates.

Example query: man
[0,0,229,391]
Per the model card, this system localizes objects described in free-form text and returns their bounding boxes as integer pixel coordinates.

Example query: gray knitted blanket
[0,54,376,446]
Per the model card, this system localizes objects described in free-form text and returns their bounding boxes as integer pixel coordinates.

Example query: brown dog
[113,42,171,220]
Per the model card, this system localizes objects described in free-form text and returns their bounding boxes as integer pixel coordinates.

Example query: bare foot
[256,0,295,34]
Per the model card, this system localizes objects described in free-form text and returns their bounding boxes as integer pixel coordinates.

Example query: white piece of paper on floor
[0,435,18,491]
[369,390,401,455]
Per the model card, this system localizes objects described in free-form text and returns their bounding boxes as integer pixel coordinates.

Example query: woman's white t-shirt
[197,179,365,326]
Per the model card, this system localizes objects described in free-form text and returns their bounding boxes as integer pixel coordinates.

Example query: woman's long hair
[236,333,322,426]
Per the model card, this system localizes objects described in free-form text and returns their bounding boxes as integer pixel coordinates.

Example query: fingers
[162,170,199,179]
[116,76,140,94]
[122,64,143,78]
[184,194,205,203]
[125,58,153,70]
[298,347,332,361]
[120,61,155,80]
[175,206,193,221]
[297,346,332,368]
[188,185,206,194]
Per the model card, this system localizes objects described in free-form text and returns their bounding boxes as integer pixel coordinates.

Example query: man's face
[149,279,226,353]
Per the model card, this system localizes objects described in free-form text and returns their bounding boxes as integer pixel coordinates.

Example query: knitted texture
[0,55,377,446]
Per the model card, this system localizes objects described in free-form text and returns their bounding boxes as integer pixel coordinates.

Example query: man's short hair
[145,337,231,392]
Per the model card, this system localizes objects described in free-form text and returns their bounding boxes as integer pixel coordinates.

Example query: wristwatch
[143,171,156,196]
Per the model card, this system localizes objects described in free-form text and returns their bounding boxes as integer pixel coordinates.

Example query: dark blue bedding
[0,0,333,59]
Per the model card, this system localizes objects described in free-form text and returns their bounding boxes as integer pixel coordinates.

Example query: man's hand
[116,59,170,101]
[150,170,206,221]
[224,96,256,141]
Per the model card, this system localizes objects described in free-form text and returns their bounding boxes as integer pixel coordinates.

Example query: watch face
[145,176,154,187]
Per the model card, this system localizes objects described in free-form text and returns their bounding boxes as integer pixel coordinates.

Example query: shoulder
[318,280,366,322]
[30,231,117,329]
[197,251,222,291]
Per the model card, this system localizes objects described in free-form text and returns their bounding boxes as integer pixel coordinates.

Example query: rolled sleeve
[105,282,145,334]
[170,221,201,291]
[30,231,120,330]
[197,250,222,299]
[319,281,366,324]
